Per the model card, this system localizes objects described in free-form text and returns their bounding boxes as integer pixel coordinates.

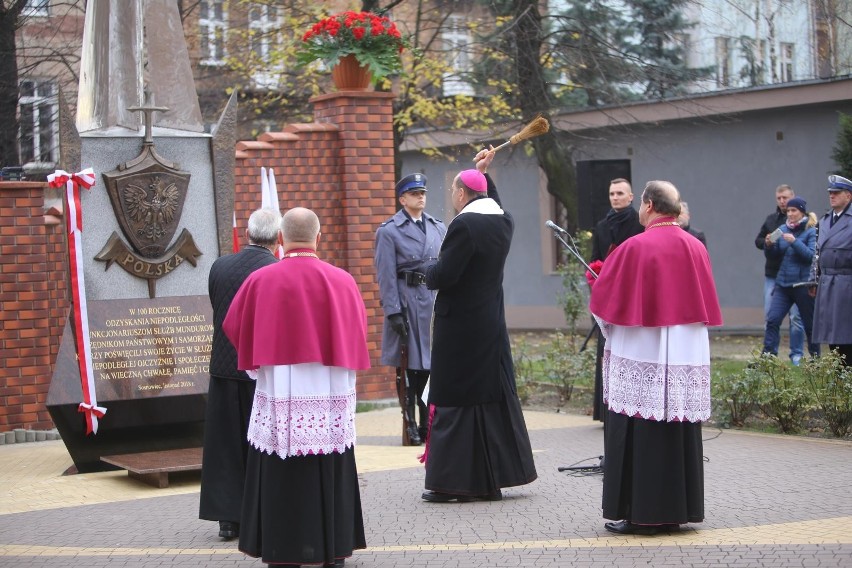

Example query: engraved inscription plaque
[87,297,212,400]
[47,296,213,473]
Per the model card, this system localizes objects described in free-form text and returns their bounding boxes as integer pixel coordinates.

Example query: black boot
[418,425,428,442]
[406,418,422,445]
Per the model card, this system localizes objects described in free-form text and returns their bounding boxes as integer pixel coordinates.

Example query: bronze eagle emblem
[124,176,180,241]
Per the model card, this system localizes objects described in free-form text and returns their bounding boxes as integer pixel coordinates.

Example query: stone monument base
[46,295,212,473]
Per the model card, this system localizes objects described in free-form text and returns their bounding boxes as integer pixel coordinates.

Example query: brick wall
[234,91,398,400]
[0,90,399,431]
[0,182,67,431]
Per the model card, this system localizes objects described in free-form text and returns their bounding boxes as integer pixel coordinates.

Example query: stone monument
[47,0,237,473]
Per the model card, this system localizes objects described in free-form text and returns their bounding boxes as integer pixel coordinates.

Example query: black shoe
[323,559,345,567]
[479,491,502,501]
[418,426,428,442]
[604,520,661,535]
[421,490,471,502]
[218,520,239,540]
[421,490,501,503]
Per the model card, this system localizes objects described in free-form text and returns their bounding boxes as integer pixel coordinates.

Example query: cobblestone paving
[1,408,850,567]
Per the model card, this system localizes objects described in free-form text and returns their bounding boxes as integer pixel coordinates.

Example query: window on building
[23,0,49,17]
[19,79,58,166]
[715,36,731,88]
[249,2,282,88]
[672,33,691,66]
[779,42,794,82]
[758,39,767,83]
[200,0,228,66]
[441,15,475,97]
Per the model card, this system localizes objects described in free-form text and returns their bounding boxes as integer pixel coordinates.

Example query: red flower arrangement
[297,11,406,80]
[585,259,604,288]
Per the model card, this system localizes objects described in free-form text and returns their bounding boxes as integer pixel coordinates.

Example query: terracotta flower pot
[331,54,373,91]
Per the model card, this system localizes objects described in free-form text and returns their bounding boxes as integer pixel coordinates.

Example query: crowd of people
[755,178,852,364]
[198,154,852,563]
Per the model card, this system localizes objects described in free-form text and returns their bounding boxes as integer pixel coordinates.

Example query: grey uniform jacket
[813,207,852,344]
[375,209,447,369]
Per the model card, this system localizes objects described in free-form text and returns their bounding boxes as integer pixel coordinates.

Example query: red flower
[588,259,604,274]
[297,10,407,79]
[585,259,604,288]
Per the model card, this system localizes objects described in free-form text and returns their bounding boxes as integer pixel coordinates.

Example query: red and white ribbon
[232,210,240,253]
[48,168,106,435]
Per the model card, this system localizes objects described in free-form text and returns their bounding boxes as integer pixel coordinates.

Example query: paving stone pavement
[1,407,851,567]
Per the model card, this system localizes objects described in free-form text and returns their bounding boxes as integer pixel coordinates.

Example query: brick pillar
[312,91,397,399]
[0,182,63,430]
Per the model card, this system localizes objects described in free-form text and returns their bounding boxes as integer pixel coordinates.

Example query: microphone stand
[551,227,601,352]
[550,227,597,277]
[546,221,604,474]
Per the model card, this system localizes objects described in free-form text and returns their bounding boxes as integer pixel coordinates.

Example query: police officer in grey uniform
[812,174,852,365]
[375,173,447,445]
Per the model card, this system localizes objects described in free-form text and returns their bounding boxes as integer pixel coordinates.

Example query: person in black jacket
[678,201,707,248]
[755,184,805,365]
[589,178,644,423]
[199,207,281,540]
[421,147,537,503]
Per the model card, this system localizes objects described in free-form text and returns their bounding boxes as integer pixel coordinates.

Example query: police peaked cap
[396,173,428,196]
[827,175,852,192]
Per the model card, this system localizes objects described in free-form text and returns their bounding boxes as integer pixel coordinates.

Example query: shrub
[554,230,593,335]
[803,349,852,438]
[511,336,535,404]
[541,332,594,401]
[712,354,762,427]
[749,352,812,433]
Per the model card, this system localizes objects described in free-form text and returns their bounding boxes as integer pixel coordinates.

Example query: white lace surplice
[247,362,357,460]
[596,318,711,423]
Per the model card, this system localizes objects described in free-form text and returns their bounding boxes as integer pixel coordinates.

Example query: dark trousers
[406,369,429,429]
[763,285,820,357]
[199,377,255,523]
[829,344,852,366]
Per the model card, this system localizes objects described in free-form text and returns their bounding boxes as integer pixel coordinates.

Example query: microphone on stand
[545,219,568,234]
[544,220,597,277]
[544,222,606,475]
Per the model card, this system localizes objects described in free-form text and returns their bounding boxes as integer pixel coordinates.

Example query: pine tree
[548,0,635,107]
[623,0,707,99]
[832,112,852,178]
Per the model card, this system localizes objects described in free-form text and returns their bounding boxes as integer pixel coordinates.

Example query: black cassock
[424,175,537,497]
[199,245,277,524]
[602,411,705,525]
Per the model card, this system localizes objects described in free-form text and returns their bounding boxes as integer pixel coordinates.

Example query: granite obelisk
[47,0,237,473]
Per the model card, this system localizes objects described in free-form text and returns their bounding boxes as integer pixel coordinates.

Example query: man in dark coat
[812,175,852,364]
[755,184,805,365]
[421,147,537,503]
[590,178,644,422]
[199,207,280,540]
[678,201,707,248]
[375,173,447,445]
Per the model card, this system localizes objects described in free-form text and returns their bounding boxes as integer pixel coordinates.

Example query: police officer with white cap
[375,173,447,444]
[812,174,852,364]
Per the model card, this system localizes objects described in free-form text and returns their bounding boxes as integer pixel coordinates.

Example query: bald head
[642,180,681,217]
[282,207,321,248]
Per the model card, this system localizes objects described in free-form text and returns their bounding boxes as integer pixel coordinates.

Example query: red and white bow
[47,168,96,233]
[49,168,105,434]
